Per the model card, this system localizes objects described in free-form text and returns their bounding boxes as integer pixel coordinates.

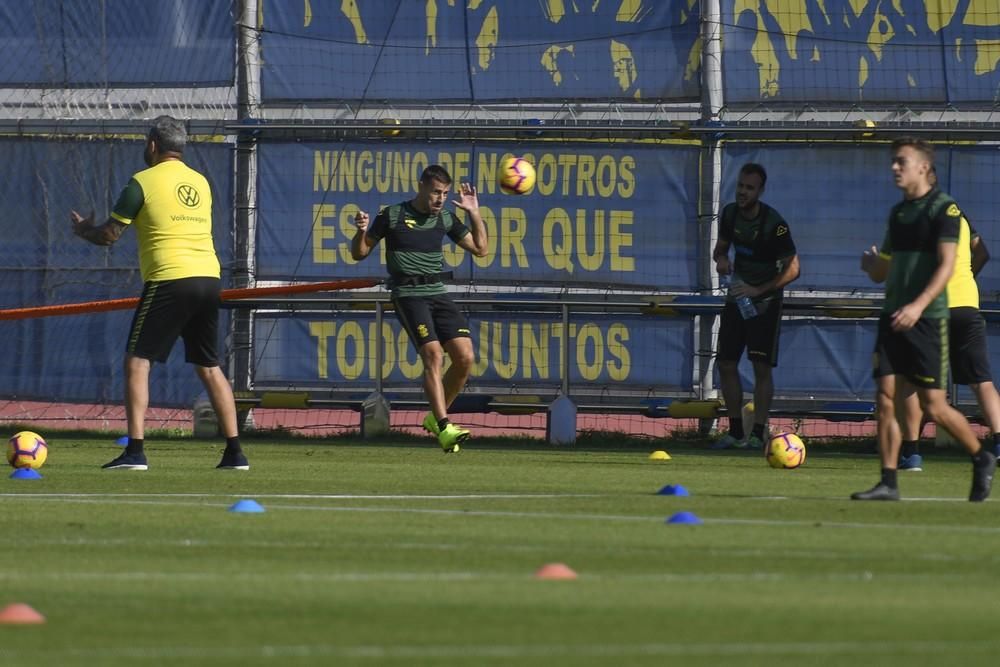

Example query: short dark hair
[420,164,452,186]
[739,163,767,187]
[891,136,934,165]
[149,115,187,154]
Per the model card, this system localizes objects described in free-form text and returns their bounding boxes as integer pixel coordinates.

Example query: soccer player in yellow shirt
[71,116,247,471]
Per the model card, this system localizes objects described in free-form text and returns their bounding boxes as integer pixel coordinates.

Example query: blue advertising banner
[256,141,700,289]
[259,0,701,102]
[767,319,876,399]
[253,312,694,391]
[721,0,1000,104]
[0,1,235,86]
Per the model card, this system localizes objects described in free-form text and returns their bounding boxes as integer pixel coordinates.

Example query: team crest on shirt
[946,203,960,217]
[403,217,417,228]
[175,183,201,209]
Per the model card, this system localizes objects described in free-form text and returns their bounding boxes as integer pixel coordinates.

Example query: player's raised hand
[70,209,95,237]
[452,182,479,212]
[860,245,879,272]
[354,210,370,234]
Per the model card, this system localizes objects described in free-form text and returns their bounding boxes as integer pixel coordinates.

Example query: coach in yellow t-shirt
[71,116,247,471]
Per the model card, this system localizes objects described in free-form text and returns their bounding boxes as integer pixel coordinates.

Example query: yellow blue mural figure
[285,0,699,100]
[726,0,1000,103]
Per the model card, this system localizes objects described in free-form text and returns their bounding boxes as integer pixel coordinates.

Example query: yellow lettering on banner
[576,209,605,272]
[536,153,557,196]
[308,321,337,379]
[522,323,549,379]
[606,324,630,380]
[312,204,337,264]
[492,322,517,379]
[437,152,453,180]
[596,156,617,198]
[442,242,465,268]
[576,324,603,381]
[357,152,373,192]
[412,152,429,186]
[368,322,396,380]
[338,203,361,264]
[543,208,573,273]
[453,152,470,185]
[609,211,635,272]
[473,322,491,376]
[302,319,636,383]
[397,333,423,379]
[338,151,356,192]
[314,151,331,191]
[477,153,498,195]
[618,156,636,198]
[392,152,410,193]
[576,155,596,196]
[550,322,565,375]
[558,154,577,196]
[375,152,392,193]
[336,321,365,380]
[501,207,529,268]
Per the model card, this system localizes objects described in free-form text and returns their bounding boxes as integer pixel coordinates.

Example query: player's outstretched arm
[70,210,126,247]
[351,210,376,261]
[861,245,889,283]
[453,182,488,258]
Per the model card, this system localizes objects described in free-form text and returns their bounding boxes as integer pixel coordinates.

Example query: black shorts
[949,306,993,384]
[126,277,221,366]
[392,293,471,350]
[873,315,948,389]
[717,297,783,367]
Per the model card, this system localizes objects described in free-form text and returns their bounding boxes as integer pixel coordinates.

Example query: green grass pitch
[1,436,999,666]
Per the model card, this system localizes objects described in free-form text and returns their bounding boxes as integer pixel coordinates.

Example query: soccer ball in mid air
[7,431,48,469]
[766,432,805,469]
[498,156,536,194]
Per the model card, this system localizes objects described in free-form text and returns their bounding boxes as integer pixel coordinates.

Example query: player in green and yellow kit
[856,137,995,501]
[352,165,489,453]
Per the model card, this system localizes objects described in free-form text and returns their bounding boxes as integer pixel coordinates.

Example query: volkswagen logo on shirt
[176,183,201,209]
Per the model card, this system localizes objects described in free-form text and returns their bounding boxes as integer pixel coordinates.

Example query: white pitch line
[0,569,985,585]
[1,639,998,661]
[0,492,603,500]
[2,494,1000,534]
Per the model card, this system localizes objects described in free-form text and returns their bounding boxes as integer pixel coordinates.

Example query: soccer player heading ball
[352,166,490,452]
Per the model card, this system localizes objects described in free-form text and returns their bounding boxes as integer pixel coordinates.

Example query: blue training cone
[10,468,42,480]
[228,499,265,513]
[115,436,129,446]
[666,511,702,525]
[657,484,690,496]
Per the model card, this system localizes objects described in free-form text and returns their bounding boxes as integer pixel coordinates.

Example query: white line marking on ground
[0,492,602,500]
[2,639,998,661]
[2,494,999,533]
[0,569,985,585]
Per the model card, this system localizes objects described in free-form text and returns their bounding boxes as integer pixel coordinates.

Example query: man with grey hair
[70,115,247,471]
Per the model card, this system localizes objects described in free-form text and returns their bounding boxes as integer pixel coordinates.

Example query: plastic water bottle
[721,275,758,319]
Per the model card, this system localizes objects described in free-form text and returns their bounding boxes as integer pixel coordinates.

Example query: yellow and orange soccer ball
[7,431,48,470]
[498,156,536,195]
[766,432,806,469]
